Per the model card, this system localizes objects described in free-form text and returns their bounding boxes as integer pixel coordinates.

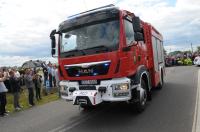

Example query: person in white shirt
[3,68,10,92]
[13,69,20,78]
[0,70,9,117]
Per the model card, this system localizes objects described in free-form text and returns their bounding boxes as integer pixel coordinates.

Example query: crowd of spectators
[0,62,59,117]
[165,52,197,66]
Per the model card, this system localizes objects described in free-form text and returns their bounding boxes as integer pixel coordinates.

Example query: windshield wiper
[61,49,85,57]
[72,49,86,55]
[83,45,111,52]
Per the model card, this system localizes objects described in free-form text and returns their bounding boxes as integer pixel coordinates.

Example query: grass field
[6,87,60,113]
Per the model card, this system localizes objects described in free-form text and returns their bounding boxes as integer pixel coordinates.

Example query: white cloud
[164,45,188,53]
[0,56,31,67]
[164,43,200,53]
[0,0,200,66]
[0,55,57,67]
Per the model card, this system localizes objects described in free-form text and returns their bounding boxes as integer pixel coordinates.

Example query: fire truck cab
[50,5,165,112]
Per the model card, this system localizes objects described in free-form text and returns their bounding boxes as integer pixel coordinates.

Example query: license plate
[81,80,97,85]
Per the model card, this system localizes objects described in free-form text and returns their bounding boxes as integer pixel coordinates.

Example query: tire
[147,89,152,101]
[157,70,164,90]
[136,79,147,113]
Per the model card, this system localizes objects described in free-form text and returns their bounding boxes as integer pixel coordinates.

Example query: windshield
[60,20,119,57]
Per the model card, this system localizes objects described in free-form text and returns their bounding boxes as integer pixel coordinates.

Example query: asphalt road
[0,66,199,132]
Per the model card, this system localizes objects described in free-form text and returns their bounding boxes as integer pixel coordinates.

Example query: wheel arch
[159,65,165,84]
[131,65,152,92]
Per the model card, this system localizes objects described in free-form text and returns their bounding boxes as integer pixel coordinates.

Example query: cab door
[123,17,139,74]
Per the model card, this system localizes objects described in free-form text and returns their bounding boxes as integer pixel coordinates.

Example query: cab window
[124,19,135,46]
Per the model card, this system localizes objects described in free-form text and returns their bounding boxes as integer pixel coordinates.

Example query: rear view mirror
[133,17,142,32]
[134,32,144,41]
[50,29,57,57]
[50,29,57,38]
[51,49,56,55]
[133,16,144,42]
[51,36,56,49]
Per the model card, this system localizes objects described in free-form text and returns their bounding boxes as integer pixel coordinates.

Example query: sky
[0,0,200,66]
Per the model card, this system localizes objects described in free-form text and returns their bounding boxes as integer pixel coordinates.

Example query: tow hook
[98,87,106,97]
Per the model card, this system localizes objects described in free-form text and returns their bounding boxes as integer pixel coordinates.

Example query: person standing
[42,64,48,95]
[52,65,56,87]
[47,63,53,94]
[0,71,9,117]
[9,71,22,111]
[54,65,60,97]
[14,69,22,90]
[24,69,35,106]
[47,63,53,87]
[3,68,10,92]
[33,74,42,101]
[42,64,48,87]
[13,69,20,78]
[54,65,59,87]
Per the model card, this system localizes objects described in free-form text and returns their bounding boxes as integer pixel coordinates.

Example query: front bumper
[59,77,131,105]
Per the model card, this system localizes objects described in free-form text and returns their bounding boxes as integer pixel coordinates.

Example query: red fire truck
[50,5,165,112]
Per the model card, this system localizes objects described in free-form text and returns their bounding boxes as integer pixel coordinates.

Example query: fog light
[113,92,129,97]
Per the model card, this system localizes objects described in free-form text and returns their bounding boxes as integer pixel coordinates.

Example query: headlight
[112,83,130,97]
[112,83,129,91]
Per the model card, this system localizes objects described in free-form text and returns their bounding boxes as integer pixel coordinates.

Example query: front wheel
[157,70,164,90]
[135,79,147,113]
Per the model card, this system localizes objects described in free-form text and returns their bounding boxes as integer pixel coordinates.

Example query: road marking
[48,110,95,132]
[48,105,112,132]
[49,113,94,132]
[192,69,200,132]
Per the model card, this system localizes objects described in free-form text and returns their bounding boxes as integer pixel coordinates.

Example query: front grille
[79,85,96,90]
[65,61,110,77]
